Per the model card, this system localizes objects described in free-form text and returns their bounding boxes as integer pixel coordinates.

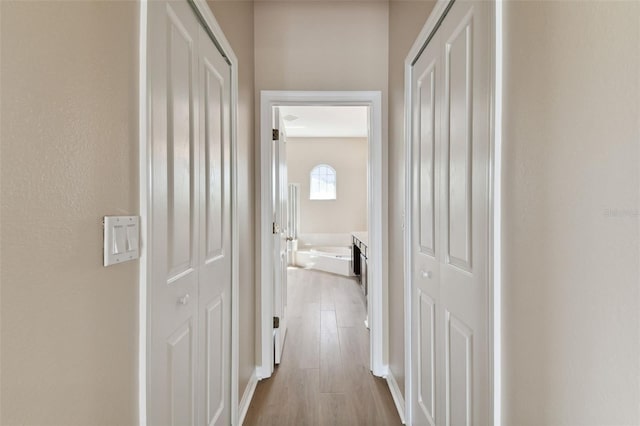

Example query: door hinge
[273,222,279,234]
[273,316,280,329]
[272,129,279,141]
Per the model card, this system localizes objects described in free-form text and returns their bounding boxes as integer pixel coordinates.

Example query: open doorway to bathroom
[282,105,371,380]
[282,104,369,312]
[258,91,385,381]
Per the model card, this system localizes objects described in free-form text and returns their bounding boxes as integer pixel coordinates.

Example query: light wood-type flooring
[244,268,402,426]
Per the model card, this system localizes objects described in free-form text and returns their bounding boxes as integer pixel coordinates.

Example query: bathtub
[294,246,353,277]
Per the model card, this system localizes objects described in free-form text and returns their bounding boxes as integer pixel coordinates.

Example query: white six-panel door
[411,1,490,425]
[148,1,232,425]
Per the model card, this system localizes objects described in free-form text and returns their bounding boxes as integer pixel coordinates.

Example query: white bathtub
[294,246,353,277]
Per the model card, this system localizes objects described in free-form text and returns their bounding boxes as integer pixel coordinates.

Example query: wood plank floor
[244,268,402,426]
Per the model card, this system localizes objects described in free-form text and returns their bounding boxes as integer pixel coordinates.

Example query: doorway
[258,91,385,379]
[282,104,370,350]
[282,105,369,301]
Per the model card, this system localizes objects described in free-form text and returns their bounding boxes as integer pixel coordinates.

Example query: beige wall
[254,1,389,93]
[287,137,367,235]
[1,2,139,425]
[502,1,640,423]
[207,0,256,403]
[387,0,435,397]
[254,0,389,366]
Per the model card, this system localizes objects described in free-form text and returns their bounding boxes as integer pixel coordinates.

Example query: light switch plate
[104,216,140,266]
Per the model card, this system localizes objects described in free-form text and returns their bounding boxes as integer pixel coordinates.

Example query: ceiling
[278,106,368,138]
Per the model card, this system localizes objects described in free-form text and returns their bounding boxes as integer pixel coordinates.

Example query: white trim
[137,1,149,425]
[492,1,503,424]
[259,91,386,378]
[138,0,241,424]
[403,1,499,424]
[238,369,258,426]
[402,28,413,426]
[386,370,406,425]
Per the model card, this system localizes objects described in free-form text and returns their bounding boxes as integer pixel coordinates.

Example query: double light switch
[104,216,140,266]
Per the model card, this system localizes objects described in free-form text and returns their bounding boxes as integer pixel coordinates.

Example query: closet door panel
[148,4,232,426]
[411,30,443,426]
[410,2,491,425]
[445,14,473,272]
[197,25,232,426]
[439,3,491,425]
[148,2,200,425]
[419,64,438,257]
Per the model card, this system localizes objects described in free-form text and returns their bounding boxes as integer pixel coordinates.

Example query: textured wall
[388,0,436,397]
[1,1,139,424]
[207,0,257,403]
[502,1,640,423]
[287,137,368,235]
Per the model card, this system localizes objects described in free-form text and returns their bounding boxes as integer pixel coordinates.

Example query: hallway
[244,268,401,425]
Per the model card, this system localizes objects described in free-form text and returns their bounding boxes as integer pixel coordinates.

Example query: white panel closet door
[411,25,442,426]
[439,3,490,424]
[148,2,232,425]
[411,1,490,425]
[148,3,199,424]
[197,24,232,426]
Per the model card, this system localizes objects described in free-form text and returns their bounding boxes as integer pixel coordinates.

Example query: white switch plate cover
[104,216,140,266]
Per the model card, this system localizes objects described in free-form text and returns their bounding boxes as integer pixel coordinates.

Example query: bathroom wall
[287,137,368,235]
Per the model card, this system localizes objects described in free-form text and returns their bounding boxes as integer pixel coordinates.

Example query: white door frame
[258,90,386,378]
[138,1,240,424]
[403,0,500,424]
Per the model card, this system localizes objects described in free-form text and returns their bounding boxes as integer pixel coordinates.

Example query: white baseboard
[238,369,258,426]
[386,369,406,425]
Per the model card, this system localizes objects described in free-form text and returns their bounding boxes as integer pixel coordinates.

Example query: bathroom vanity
[351,232,368,302]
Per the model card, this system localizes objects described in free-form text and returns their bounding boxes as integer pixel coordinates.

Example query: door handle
[421,270,432,279]
[178,294,190,305]
[286,237,294,241]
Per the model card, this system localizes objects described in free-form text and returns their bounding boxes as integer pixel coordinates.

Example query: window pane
[310,164,336,200]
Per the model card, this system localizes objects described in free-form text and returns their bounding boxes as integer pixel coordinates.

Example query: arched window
[309,164,336,200]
